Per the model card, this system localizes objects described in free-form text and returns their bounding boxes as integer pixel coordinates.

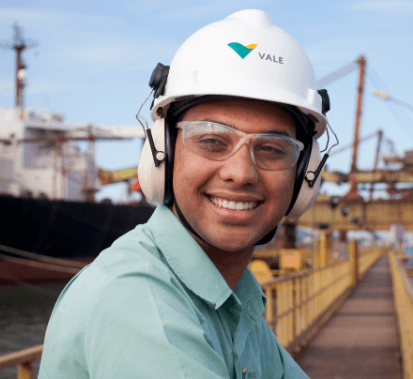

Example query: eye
[196,134,229,150]
[257,143,287,156]
[199,137,225,145]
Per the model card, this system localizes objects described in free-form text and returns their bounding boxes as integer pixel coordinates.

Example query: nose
[218,143,259,185]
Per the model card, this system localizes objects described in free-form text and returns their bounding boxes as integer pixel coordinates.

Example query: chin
[198,230,260,253]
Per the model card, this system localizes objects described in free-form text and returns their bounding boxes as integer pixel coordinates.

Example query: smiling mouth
[207,195,260,210]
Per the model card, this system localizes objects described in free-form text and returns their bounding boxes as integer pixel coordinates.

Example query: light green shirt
[39,205,309,379]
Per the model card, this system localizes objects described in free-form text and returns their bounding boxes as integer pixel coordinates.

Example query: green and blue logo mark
[227,42,257,59]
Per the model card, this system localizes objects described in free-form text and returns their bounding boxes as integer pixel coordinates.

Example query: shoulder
[46,220,196,342]
[73,222,190,312]
[42,210,227,378]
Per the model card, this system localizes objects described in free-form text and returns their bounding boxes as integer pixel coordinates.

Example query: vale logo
[227,42,257,59]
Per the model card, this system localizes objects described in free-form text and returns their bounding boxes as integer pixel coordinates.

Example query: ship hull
[0,196,155,283]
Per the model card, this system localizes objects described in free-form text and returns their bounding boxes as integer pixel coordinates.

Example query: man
[39,9,329,379]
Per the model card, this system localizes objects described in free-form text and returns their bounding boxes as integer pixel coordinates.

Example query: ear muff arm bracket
[146,128,165,168]
[305,153,329,188]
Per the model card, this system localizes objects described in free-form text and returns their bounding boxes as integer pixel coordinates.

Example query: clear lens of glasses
[177,121,304,171]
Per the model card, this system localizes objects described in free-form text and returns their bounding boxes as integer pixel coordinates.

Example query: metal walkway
[296,255,403,379]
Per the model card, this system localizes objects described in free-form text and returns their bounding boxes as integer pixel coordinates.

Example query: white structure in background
[388,223,405,249]
[0,107,145,201]
[404,232,413,250]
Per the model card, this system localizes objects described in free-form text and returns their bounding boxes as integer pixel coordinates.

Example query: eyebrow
[197,118,295,138]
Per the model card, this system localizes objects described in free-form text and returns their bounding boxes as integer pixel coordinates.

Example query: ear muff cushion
[287,139,322,219]
[137,119,166,204]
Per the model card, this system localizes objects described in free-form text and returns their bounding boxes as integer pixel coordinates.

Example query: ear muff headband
[164,110,177,206]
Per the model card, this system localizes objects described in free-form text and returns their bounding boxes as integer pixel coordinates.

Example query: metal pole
[16,48,21,109]
[91,133,95,203]
[369,130,383,201]
[320,230,328,266]
[52,136,58,200]
[349,240,359,286]
[351,56,367,173]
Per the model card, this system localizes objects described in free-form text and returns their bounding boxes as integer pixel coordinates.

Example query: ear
[138,119,166,204]
[287,139,322,219]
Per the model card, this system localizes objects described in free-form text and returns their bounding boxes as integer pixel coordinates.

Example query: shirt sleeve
[259,319,310,379]
[84,269,230,379]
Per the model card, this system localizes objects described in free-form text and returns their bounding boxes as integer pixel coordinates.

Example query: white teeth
[209,196,258,210]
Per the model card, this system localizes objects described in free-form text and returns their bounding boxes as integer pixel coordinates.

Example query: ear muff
[139,118,323,217]
[287,139,322,219]
[138,119,166,204]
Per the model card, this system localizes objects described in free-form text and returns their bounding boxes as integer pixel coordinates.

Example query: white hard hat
[151,9,327,138]
[139,9,332,245]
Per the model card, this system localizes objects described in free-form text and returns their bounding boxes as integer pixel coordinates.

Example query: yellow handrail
[260,243,385,354]
[0,344,42,379]
[389,250,413,379]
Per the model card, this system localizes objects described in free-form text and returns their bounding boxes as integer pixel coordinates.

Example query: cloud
[55,35,178,73]
[0,7,177,74]
[26,79,64,94]
[0,8,56,22]
[125,0,187,13]
[348,1,413,14]
[304,30,410,76]
[127,0,270,21]
[0,8,116,31]
[68,41,139,66]
[305,37,365,69]
[0,77,65,97]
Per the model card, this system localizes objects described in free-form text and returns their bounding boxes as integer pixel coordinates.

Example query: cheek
[267,168,296,204]
[172,142,213,197]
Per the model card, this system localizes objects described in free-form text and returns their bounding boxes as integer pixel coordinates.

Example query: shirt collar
[148,205,266,316]
[233,267,267,321]
[149,205,232,309]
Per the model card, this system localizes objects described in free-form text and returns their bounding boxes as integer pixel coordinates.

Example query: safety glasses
[176,121,304,171]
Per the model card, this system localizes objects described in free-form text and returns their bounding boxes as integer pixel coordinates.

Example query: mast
[345,55,366,201]
[351,55,366,173]
[0,23,38,117]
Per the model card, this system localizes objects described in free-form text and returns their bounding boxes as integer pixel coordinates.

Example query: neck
[193,235,254,291]
[169,201,254,291]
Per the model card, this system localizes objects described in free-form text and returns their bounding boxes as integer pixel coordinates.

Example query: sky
[0,0,412,203]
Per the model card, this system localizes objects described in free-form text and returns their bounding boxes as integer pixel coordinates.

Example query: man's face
[171,97,297,252]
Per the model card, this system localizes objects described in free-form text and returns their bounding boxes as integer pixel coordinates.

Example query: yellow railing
[0,345,42,379]
[389,251,413,379]
[358,245,383,277]
[260,241,384,354]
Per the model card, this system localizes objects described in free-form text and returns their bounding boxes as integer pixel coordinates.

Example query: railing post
[349,240,359,286]
[17,361,35,379]
[314,239,321,268]
[320,231,327,266]
[319,229,332,266]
